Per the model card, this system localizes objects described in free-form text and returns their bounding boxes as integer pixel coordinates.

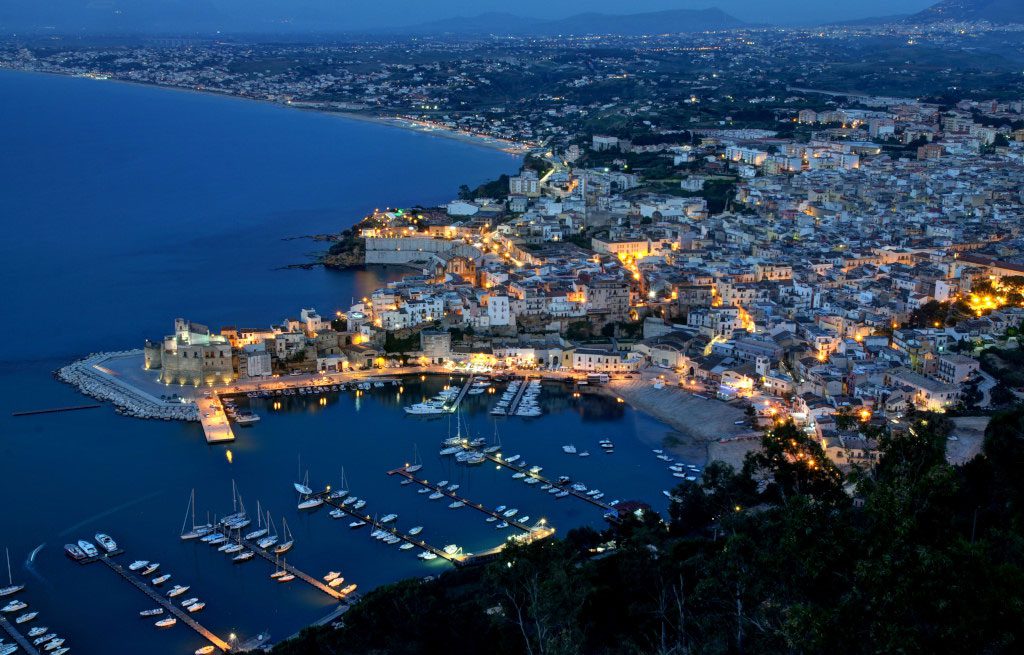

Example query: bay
[0,69,685,655]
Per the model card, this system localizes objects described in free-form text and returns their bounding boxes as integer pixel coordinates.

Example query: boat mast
[180,490,194,536]
[5,548,12,586]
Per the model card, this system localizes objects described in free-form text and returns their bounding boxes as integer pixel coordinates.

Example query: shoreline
[602,378,759,468]
[0,66,530,156]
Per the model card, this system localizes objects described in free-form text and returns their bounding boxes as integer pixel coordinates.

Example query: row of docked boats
[3,548,70,654]
[222,399,259,425]
[128,556,205,628]
[247,379,397,400]
[404,384,458,415]
[63,532,118,562]
[56,351,199,422]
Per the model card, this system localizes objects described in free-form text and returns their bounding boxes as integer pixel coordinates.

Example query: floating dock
[12,404,101,417]
[315,492,465,565]
[387,467,533,531]
[97,556,232,652]
[0,614,43,655]
[220,532,346,601]
[466,448,615,511]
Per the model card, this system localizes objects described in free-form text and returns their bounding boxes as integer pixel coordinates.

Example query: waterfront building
[148,318,234,386]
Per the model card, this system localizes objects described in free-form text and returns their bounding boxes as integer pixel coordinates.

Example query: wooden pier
[221,532,346,601]
[97,556,232,652]
[387,467,533,531]
[12,404,101,417]
[467,449,615,511]
[315,493,465,565]
[0,614,42,655]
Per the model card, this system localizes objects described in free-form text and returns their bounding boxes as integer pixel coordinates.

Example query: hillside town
[133,85,1024,472]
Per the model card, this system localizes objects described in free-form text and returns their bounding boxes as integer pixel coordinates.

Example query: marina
[0,614,42,655]
[212,532,348,602]
[97,557,231,652]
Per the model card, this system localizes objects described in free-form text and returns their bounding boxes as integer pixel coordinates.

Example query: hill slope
[907,0,1024,23]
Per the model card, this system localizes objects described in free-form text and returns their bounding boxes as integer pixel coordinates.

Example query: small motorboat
[128,560,149,572]
[151,574,171,586]
[155,617,177,628]
[139,609,163,617]
[187,602,206,613]
[94,533,118,553]
[16,611,38,623]
[323,571,341,582]
[141,563,160,576]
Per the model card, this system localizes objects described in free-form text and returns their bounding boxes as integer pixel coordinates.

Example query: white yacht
[380,514,398,523]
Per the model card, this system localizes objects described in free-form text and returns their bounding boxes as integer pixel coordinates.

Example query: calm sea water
[0,70,683,655]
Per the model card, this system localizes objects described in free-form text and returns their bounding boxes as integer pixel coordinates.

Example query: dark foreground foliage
[265,410,1024,655]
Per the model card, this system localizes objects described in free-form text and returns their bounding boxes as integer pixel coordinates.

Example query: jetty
[0,614,42,655]
[198,394,235,444]
[221,532,345,601]
[97,556,231,652]
[387,467,533,531]
[467,449,615,511]
[12,404,101,417]
[504,377,531,415]
[315,492,466,565]
[444,376,476,413]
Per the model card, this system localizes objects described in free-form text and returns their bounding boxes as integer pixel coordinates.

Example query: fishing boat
[139,609,163,617]
[0,549,23,598]
[155,617,177,628]
[274,519,294,555]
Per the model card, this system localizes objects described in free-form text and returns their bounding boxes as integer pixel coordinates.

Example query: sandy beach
[604,377,760,468]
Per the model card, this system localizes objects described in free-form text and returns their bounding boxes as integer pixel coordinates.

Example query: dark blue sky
[0,0,939,32]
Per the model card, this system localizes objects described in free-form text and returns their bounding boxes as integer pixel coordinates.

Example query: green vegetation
[263,413,1024,655]
[980,346,1024,389]
[459,174,511,200]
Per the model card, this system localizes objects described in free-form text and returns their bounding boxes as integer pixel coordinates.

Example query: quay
[315,492,466,565]
[11,404,101,417]
[386,467,533,532]
[97,556,232,652]
[0,614,42,655]
[504,376,531,416]
[198,394,235,444]
[467,449,615,511]
[221,533,346,601]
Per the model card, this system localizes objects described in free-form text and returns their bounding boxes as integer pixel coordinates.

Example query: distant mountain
[401,8,745,36]
[906,0,1024,24]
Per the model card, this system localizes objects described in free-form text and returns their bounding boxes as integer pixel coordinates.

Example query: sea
[0,69,686,654]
